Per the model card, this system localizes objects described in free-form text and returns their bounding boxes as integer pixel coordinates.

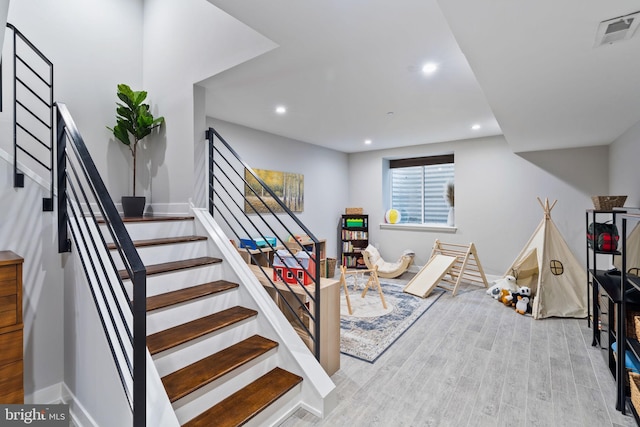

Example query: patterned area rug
[339,279,444,362]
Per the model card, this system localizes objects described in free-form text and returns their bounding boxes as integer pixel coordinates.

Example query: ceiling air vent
[594,11,640,47]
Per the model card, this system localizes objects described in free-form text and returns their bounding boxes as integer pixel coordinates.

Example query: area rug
[339,280,444,363]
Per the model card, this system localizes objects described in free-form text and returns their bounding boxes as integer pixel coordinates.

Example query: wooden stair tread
[107,235,207,250]
[119,257,222,280]
[163,335,278,402]
[183,367,302,427]
[98,215,194,224]
[147,306,257,355]
[147,280,238,312]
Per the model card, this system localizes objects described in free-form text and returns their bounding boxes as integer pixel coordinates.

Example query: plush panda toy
[503,285,532,308]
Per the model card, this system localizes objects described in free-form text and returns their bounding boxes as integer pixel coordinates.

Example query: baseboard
[142,202,191,217]
[407,264,421,274]
[25,382,64,405]
[112,201,191,217]
[60,383,98,427]
[25,382,97,427]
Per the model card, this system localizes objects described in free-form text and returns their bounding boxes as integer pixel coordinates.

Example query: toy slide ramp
[403,254,457,298]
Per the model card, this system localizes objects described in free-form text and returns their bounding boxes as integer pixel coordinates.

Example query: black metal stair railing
[5,23,54,211]
[56,102,146,427]
[206,127,322,361]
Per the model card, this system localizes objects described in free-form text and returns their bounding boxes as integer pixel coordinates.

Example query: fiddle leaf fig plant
[107,83,164,196]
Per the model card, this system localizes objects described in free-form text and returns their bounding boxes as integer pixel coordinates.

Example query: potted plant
[107,84,164,217]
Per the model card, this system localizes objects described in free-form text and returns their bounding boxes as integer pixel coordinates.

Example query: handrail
[206,127,322,360]
[56,102,146,427]
[6,23,54,211]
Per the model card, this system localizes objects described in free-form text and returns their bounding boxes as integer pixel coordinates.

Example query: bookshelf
[340,214,368,268]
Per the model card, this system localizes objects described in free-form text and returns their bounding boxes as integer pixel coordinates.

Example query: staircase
[108,215,304,426]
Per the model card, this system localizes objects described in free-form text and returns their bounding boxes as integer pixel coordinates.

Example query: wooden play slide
[404,240,489,298]
[403,254,456,298]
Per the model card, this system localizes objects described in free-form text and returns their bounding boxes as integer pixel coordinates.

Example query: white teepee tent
[504,198,587,319]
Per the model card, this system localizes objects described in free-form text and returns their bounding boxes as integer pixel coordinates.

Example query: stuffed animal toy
[500,288,513,306]
[505,285,531,308]
[486,275,518,299]
[488,286,502,299]
[504,286,531,308]
[515,296,530,315]
[518,286,531,298]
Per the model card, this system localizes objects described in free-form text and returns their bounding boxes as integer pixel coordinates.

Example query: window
[550,260,564,275]
[390,154,454,225]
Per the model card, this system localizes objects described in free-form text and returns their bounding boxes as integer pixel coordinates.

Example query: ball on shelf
[385,209,401,224]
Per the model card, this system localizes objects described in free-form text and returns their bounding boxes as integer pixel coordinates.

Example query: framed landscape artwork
[244,168,304,213]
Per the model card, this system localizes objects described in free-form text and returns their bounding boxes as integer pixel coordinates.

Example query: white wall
[0,0,9,61]
[610,119,640,206]
[348,135,609,274]
[141,0,277,211]
[207,118,349,259]
[6,0,143,201]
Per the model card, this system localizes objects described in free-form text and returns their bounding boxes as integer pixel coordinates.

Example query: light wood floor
[281,280,637,427]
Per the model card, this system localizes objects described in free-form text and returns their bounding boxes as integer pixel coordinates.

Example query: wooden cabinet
[249,265,340,376]
[0,251,23,404]
[340,214,368,269]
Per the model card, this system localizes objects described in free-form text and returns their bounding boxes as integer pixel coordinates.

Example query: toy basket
[630,372,640,414]
[320,258,337,278]
[591,195,627,210]
[633,313,640,341]
[345,207,363,214]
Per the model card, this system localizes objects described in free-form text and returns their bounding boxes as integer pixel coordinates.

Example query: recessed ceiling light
[471,124,481,130]
[422,63,438,74]
[275,106,287,114]
[364,139,372,145]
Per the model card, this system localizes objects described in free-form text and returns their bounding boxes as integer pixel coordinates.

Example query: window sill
[379,223,457,233]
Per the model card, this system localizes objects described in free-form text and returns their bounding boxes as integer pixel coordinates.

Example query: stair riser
[173,354,280,425]
[243,383,302,427]
[111,240,209,270]
[102,219,196,243]
[146,290,241,335]
[124,265,224,298]
[152,320,259,377]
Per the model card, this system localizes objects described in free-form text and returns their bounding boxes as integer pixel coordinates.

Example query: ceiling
[203,0,640,154]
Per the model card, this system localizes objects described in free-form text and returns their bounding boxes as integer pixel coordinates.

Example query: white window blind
[390,158,454,225]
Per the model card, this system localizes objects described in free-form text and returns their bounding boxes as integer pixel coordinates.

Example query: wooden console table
[0,251,23,403]
[236,245,282,267]
[249,264,340,376]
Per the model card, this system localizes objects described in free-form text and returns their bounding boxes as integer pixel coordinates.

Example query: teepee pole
[537,197,557,219]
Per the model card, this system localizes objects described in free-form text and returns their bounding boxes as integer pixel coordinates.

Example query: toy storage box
[239,236,277,249]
